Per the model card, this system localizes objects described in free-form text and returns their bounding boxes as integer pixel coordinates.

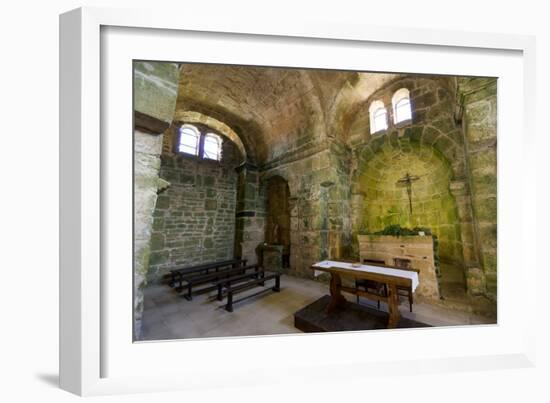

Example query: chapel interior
[133,62,497,340]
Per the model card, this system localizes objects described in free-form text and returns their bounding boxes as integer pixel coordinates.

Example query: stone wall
[133,61,179,339]
[459,78,498,297]
[259,142,351,278]
[349,77,466,270]
[265,176,291,248]
[147,127,241,283]
[356,143,462,265]
[234,163,266,265]
[135,67,498,304]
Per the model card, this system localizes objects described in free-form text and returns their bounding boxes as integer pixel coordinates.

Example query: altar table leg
[387,284,400,328]
[326,273,347,313]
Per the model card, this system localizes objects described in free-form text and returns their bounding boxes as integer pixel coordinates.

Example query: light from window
[203,133,222,161]
[373,108,388,132]
[392,88,412,124]
[179,125,200,156]
[369,100,387,134]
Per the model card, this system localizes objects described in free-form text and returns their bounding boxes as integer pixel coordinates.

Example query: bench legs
[272,275,280,292]
[176,275,184,293]
[224,275,280,312]
[225,292,233,312]
[184,283,193,301]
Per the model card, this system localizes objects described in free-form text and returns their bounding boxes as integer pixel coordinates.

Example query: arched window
[177,124,224,161]
[178,124,200,156]
[392,88,412,124]
[203,133,222,161]
[369,100,388,134]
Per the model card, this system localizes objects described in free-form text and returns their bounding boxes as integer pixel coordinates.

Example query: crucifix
[396,172,421,215]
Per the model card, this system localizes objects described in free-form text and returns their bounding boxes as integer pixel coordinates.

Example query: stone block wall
[134,61,179,132]
[147,130,241,283]
[132,61,179,339]
[260,144,351,277]
[349,77,466,268]
[355,142,462,265]
[234,164,266,265]
[459,78,498,297]
[134,66,497,305]
[348,76,465,177]
[134,130,164,335]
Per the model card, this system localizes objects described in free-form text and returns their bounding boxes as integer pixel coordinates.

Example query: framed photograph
[60,6,536,396]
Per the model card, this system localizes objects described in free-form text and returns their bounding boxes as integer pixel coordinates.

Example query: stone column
[457,77,498,298]
[449,179,484,295]
[288,196,300,271]
[234,162,264,264]
[133,61,179,339]
[350,191,366,259]
[318,183,331,261]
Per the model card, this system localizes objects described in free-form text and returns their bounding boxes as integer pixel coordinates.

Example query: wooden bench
[224,272,281,312]
[166,258,246,284]
[166,259,247,290]
[179,264,260,301]
[215,270,266,301]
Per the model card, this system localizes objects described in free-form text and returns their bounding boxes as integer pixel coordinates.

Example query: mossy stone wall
[259,143,351,277]
[350,77,465,267]
[358,142,463,264]
[134,61,179,127]
[133,61,179,339]
[147,128,241,283]
[460,78,498,297]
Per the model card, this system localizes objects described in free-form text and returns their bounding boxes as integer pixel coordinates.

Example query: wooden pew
[179,264,260,301]
[166,258,247,290]
[215,270,266,301]
[224,272,281,312]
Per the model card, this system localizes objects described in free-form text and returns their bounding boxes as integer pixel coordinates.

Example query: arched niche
[353,140,464,268]
[264,175,291,268]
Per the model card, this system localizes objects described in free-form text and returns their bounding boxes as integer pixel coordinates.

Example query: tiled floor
[139,275,496,341]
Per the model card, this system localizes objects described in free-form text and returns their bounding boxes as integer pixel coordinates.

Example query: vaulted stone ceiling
[175,63,400,164]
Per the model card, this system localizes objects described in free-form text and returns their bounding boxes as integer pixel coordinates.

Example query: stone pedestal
[357,234,440,300]
[261,244,283,272]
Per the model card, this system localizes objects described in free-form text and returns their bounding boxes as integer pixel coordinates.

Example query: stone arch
[327,72,403,140]
[347,75,466,179]
[173,110,248,164]
[356,126,465,180]
[176,64,329,164]
[261,168,299,198]
[352,139,465,268]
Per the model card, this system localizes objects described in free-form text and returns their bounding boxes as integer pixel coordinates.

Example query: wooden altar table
[311,260,419,328]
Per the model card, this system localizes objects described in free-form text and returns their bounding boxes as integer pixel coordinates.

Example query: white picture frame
[60,6,537,396]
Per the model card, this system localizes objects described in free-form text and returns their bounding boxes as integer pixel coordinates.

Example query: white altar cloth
[312,260,419,291]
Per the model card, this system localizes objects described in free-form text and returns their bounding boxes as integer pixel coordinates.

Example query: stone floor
[140,274,496,341]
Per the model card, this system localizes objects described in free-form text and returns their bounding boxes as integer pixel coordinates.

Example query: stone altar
[357,234,440,300]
